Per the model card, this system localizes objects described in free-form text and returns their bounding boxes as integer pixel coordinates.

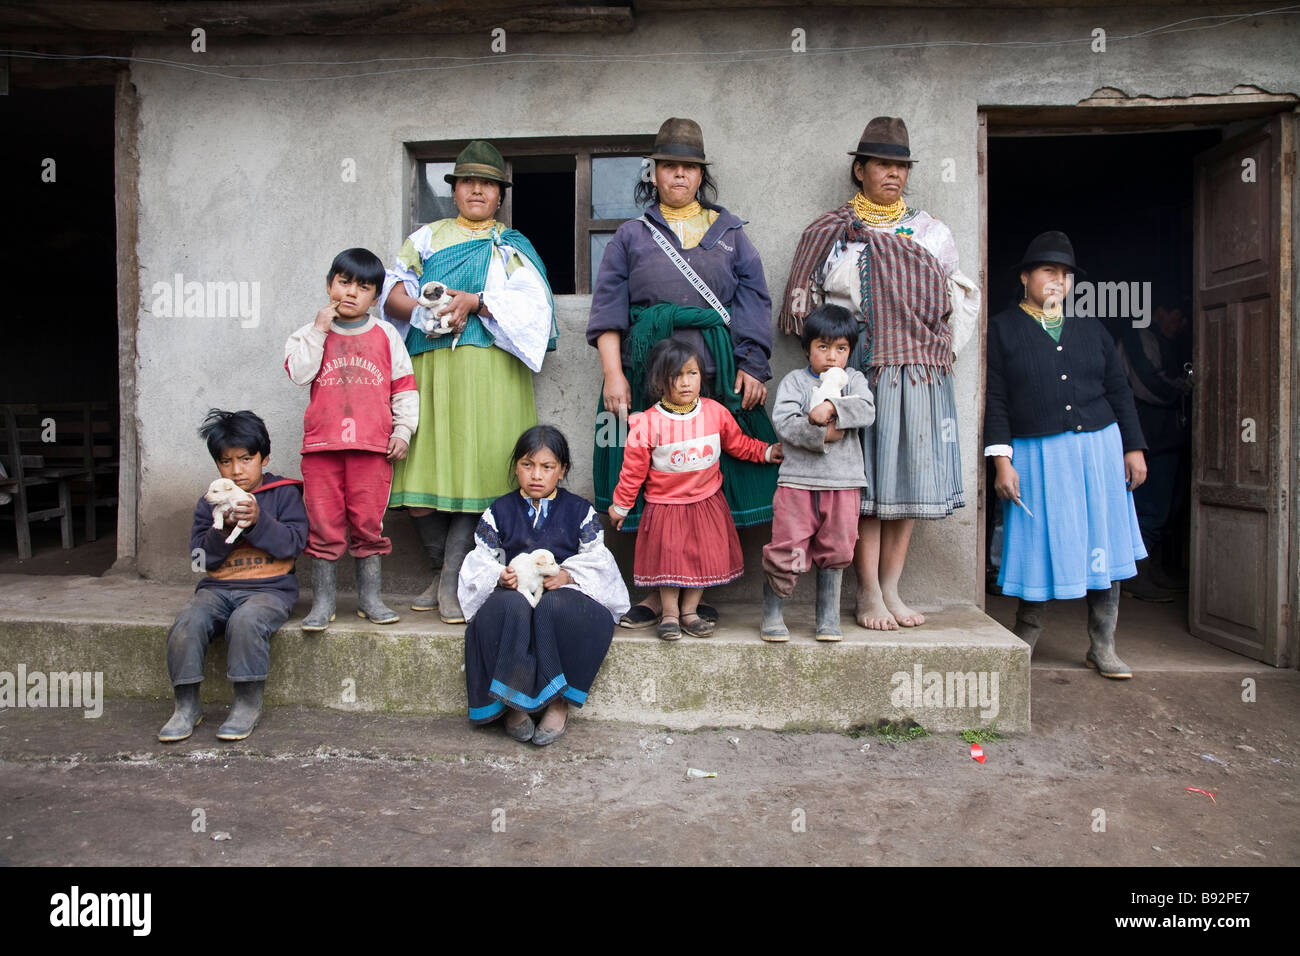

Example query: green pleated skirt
[390,345,537,513]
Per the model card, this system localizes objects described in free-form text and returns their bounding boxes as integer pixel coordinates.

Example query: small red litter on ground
[1185,787,1217,804]
[970,743,986,764]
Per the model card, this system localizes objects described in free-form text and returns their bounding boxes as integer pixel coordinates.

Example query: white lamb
[204,478,254,544]
[809,366,849,411]
[412,280,461,349]
[508,549,562,608]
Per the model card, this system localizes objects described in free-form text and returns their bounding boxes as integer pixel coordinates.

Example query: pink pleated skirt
[633,488,745,588]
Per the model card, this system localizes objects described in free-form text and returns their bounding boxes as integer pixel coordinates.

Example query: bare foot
[883,594,925,627]
[538,700,568,732]
[856,596,899,631]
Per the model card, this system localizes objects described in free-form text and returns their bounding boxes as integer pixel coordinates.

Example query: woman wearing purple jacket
[587,117,777,629]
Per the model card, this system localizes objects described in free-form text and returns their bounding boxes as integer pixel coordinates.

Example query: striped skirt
[997,423,1146,602]
[856,365,965,520]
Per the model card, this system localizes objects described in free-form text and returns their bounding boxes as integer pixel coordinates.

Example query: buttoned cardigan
[984,305,1146,452]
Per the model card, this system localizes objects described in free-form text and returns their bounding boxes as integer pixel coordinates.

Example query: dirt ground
[1,666,1296,867]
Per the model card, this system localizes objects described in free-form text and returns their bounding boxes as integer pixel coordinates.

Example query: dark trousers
[166,588,290,685]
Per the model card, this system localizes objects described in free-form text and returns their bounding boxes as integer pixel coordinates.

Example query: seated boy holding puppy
[159,409,308,742]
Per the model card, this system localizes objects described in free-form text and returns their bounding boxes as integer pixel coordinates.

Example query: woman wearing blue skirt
[985,232,1148,678]
[458,426,630,744]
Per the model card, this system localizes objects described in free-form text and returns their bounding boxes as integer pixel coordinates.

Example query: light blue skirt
[997,423,1146,601]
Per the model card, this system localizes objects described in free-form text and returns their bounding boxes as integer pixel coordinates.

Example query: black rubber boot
[438,514,477,624]
[356,554,400,624]
[158,683,202,742]
[410,510,451,611]
[301,558,337,632]
[1085,583,1131,679]
[760,581,789,642]
[1121,559,1174,603]
[815,568,844,642]
[1012,599,1047,654]
[216,681,265,741]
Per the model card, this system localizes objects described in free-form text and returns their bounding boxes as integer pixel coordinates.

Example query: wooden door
[1190,115,1294,666]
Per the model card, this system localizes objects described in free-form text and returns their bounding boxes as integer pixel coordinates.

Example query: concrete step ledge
[0,575,1028,732]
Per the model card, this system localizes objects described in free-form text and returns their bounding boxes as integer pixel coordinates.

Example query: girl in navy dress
[458,426,629,744]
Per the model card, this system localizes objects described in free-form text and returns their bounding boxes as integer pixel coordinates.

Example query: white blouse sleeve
[457,508,509,623]
[559,506,631,623]
[479,244,554,374]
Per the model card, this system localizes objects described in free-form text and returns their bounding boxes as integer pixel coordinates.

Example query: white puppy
[412,281,461,349]
[809,365,849,411]
[204,478,254,544]
[508,549,562,608]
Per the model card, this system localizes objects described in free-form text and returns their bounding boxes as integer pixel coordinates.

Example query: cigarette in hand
[1012,497,1034,518]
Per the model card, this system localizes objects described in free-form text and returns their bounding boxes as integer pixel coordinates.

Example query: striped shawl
[778,203,953,375]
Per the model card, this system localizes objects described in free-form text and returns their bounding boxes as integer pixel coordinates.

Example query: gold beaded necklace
[1020,301,1063,331]
[660,399,698,414]
[456,215,496,234]
[852,192,906,227]
[659,201,703,222]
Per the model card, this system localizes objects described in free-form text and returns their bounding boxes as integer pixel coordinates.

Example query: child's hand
[608,506,626,530]
[386,436,409,462]
[543,569,572,590]
[768,442,785,463]
[228,495,259,528]
[808,400,836,426]
[315,299,340,332]
[499,566,518,589]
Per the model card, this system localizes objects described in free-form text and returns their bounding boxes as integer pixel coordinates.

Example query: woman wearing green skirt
[380,141,556,622]
[586,118,777,629]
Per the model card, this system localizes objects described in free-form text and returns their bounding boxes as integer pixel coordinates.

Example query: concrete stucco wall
[126,5,1300,605]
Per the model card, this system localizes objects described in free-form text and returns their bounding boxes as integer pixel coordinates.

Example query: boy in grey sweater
[762,305,875,642]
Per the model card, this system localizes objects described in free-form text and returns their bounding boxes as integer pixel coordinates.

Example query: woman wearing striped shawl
[778,117,979,631]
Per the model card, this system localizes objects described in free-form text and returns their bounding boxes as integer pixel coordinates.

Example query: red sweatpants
[301,450,393,560]
[762,486,861,598]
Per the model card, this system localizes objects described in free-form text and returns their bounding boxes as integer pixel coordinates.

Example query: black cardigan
[984,305,1147,452]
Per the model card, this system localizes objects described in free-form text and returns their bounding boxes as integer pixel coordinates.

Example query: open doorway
[0,85,119,574]
[980,104,1298,667]
[985,129,1219,623]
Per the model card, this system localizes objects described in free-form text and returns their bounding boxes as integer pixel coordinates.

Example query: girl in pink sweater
[609,338,782,640]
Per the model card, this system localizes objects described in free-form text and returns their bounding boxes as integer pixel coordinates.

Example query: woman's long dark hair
[634,160,719,207]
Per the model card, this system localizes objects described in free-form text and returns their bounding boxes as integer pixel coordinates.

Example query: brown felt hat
[647,117,710,165]
[848,116,918,163]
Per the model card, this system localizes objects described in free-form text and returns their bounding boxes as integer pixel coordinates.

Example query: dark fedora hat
[444,140,512,187]
[848,116,917,163]
[1015,230,1086,277]
[647,117,710,165]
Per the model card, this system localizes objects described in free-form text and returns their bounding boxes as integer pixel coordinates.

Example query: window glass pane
[417,162,458,224]
[591,233,617,282]
[591,156,646,220]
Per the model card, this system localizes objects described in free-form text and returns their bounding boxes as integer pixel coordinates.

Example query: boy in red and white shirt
[285,248,418,631]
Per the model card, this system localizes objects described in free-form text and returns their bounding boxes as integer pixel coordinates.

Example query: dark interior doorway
[985,128,1221,612]
[0,85,118,572]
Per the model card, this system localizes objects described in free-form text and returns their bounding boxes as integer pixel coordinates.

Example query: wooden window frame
[407,135,654,294]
